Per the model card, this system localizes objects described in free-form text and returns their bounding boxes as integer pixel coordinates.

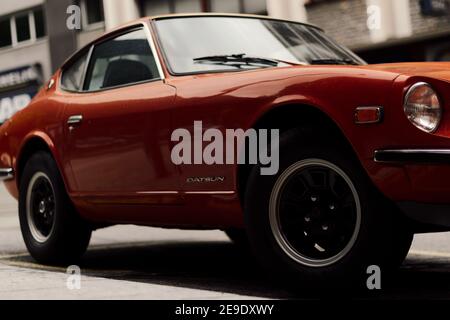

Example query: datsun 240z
[1,14,449,287]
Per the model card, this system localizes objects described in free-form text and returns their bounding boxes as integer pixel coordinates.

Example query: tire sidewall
[18,152,90,264]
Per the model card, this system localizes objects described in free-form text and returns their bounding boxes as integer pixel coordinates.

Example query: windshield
[154,16,365,75]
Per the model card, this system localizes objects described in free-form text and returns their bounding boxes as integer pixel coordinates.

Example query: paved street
[1,185,450,299]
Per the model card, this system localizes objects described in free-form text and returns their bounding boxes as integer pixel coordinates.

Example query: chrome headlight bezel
[404,82,442,134]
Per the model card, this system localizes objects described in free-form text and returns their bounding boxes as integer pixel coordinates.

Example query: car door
[61,27,179,205]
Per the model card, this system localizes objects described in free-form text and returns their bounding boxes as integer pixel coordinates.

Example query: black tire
[19,151,91,265]
[225,228,249,247]
[393,229,413,266]
[388,204,414,267]
[244,128,412,288]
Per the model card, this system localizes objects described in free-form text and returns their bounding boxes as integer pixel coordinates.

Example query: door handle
[67,115,83,126]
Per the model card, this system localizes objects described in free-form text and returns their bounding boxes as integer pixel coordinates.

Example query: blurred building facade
[0,0,449,123]
[305,0,450,63]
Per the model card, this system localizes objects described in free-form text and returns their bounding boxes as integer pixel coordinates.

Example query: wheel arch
[237,103,360,205]
[16,132,65,190]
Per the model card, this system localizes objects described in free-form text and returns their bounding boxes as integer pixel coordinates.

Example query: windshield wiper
[310,58,359,65]
[193,54,279,68]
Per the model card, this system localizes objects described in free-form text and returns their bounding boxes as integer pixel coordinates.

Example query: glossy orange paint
[1,15,450,229]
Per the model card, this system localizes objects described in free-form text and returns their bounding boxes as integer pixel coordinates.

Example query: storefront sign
[0,65,42,124]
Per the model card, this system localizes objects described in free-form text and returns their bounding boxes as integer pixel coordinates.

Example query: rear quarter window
[60,51,89,91]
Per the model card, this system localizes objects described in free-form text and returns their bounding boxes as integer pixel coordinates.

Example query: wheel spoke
[300,169,327,190]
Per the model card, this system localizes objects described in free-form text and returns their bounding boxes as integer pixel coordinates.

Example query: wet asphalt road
[1,185,450,299]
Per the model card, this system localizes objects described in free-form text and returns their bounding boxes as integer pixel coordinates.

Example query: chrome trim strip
[142,22,165,81]
[184,191,236,195]
[136,191,179,195]
[67,115,83,125]
[0,168,14,181]
[374,149,450,164]
[47,78,55,91]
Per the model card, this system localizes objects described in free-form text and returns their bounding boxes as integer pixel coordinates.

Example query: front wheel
[19,152,91,265]
[244,129,411,288]
[269,158,362,268]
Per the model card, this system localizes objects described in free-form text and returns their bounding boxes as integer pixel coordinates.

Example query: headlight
[404,82,442,133]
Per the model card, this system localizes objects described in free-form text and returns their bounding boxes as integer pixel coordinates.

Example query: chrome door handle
[67,115,83,126]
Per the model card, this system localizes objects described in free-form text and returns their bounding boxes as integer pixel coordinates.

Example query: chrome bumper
[0,168,14,181]
[374,149,450,164]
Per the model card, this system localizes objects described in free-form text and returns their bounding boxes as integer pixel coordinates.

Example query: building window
[142,0,206,14]
[34,8,46,39]
[0,7,47,50]
[15,14,31,43]
[419,0,450,17]
[86,0,104,24]
[80,0,104,30]
[0,19,12,48]
[140,0,266,15]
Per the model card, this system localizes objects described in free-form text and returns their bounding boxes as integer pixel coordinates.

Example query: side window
[61,51,89,91]
[84,28,159,91]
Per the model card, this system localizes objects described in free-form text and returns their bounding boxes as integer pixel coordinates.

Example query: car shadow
[4,241,450,299]
[84,240,295,299]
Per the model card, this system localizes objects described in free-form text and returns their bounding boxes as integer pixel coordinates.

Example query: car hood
[361,62,450,83]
